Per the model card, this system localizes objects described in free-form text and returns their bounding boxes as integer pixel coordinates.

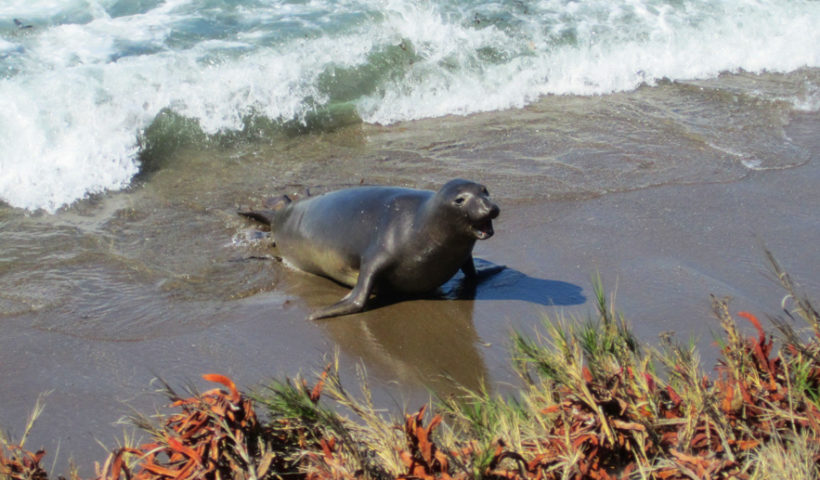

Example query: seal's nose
[488,202,500,219]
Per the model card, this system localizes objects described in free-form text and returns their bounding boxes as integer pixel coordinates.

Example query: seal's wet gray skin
[241,179,500,319]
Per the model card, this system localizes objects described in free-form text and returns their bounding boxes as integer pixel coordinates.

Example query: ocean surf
[1,0,819,212]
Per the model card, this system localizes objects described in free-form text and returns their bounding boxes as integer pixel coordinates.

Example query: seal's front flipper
[460,257,478,278]
[477,264,506,278]
[308,278,374,320]
[462,257,506,283]
[308,294,367,321]
[308,254,387,320]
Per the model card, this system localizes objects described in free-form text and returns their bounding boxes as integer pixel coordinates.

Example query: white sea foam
[0,0,818,212]
[791,82,820,112]
[359,0,820,123]
[0,38,17,53]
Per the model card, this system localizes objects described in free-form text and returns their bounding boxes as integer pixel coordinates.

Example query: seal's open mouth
[472,219,494,240]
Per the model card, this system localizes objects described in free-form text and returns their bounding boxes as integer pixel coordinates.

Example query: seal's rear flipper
[263,194,292,209]
[239,194,291,225]
[238,209,278,226]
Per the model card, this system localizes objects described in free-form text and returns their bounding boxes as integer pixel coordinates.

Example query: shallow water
[2,70,815,333]
[0,69,819,474]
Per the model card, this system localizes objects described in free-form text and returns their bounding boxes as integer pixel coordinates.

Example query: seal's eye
[454,196,466,206]
[481,187,489,195]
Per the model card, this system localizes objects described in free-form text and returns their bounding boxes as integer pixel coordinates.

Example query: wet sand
[1,83,818,475]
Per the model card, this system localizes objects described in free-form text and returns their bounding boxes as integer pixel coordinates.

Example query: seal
[239,179,500,320]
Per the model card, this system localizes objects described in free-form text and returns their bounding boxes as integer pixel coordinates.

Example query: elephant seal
[239,179,500,320]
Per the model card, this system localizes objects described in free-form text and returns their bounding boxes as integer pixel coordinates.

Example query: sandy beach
[1,80,818,475]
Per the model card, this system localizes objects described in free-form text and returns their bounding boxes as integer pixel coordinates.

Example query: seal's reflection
[321,295,486,395]
[282,259,585,396]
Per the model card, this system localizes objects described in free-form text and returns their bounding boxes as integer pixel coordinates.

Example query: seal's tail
[238,194,292,226]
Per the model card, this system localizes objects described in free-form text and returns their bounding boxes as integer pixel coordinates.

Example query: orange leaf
[399,450,414,468]
[172,459,197,480]
[142,460,182,477]
[572,434,595,449]
[656,468,678,480]
[210,401,227,417]
[320,438,336,460]
[644,372,656,392]
[108,449,125,480]
[734,439,760,450]
[691,432,708,448]
[434,450,449,471]
[669,448,708,467]
[417,426,433,463]
[429,413,442,432]
[660,432,678,446]
[138,441,161,453]
[721,383,736,413]
[170,398,199,407]
[202,374,240,403]
[611,419,646,432]
[167,437,202,465]
[30,449,46,465]
[179,416,209,440]
[311,365,330,403]
[738,311,765,344]
[665,386,682,405]
[540,404,561,415]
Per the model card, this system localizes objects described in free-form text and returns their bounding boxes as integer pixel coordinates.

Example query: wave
[1,0,819,212]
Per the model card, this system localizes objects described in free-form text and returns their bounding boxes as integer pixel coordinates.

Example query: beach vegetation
[2,255,819,480]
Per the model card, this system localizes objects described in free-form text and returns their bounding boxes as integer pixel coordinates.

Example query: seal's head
[437,179,500,240]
